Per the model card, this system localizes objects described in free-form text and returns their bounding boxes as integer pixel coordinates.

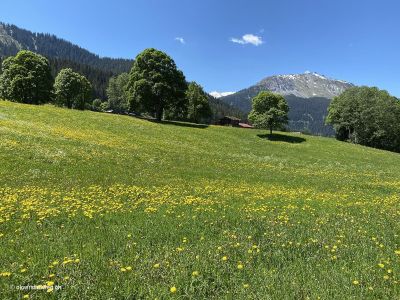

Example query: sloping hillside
[0,101,399,299]
[0,22,132,74]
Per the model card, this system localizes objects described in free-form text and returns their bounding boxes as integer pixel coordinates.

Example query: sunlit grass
[0,100,399,299]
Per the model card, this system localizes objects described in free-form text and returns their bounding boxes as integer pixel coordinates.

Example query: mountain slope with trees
[220,72,354,135]
[0,22,132,74]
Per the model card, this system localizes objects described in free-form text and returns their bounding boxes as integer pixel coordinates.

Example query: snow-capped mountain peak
[209,91,236,98]
[255,72,352,99]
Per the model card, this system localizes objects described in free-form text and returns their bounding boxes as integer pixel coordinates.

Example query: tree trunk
[270,127,272,135]
[156,106,163,121]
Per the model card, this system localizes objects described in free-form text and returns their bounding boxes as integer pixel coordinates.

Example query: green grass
[0,100,399,299]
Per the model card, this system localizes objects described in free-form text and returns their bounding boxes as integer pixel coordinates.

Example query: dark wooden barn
[218,116,241,126]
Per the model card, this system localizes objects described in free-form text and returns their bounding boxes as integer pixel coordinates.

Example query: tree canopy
[0,50,53,104]
[248,91,289,134]
[127,48,187,121]
[54,68,92,110]
[326,86,400,152]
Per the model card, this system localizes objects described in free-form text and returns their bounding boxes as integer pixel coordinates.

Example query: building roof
[220,116,241,121]
[238,123,253,128]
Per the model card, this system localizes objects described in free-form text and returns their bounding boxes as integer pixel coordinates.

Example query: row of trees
[0,50,93,109]
[0,49,213,124]
[326,86,400,152]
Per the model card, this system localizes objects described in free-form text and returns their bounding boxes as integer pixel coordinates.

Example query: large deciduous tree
[54,68,92,110]
[248,91,289,135]
[126,48,187,121]
[0,50,53,104]
[326,86,400,152]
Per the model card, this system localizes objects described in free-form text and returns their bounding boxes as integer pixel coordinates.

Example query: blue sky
[1,0,399,96]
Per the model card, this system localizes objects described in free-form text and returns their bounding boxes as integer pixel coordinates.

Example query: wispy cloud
[175,37,185,44]
[230,34,263,46]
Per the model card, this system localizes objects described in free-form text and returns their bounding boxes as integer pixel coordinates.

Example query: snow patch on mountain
[209,91,236,98]
[255,72,353,99]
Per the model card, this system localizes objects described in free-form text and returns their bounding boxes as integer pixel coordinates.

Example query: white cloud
[230,34,263,46]
[175,37,185,44]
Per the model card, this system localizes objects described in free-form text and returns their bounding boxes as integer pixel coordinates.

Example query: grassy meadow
[0,100,400,299]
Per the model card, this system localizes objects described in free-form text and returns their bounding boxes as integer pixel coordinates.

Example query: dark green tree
[248,91,289,135]
[106,72,129,113]
[326,86,400,151]
[91,99,103,112]
[185,82,212,123]
[54,68,92,110]
[0,50,53,104]
[126,48,187,121]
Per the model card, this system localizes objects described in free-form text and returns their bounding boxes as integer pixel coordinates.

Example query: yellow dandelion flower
[153,263,160,268]
[48,274,55,278]
[120,267,127,272]
[20,268,27,273]
[64,276,70,280]
[23,295,29,299]
[170,286,177,293]
[243,283,250,288]
[395,250,400,255]
[192,271,199,276]
[222,256,228,261]
[352,280,359,285]
[47,281,54,286]
[237,264,244,270]
[126,266,132,271]
[378,263,384,268]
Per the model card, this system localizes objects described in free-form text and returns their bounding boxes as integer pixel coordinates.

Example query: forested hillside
[0,22,132,73]
[208,95,246,122]
[48,58,116,99]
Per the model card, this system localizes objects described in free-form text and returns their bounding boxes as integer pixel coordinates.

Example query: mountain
[219,72,354,135]
[0,22,132,74]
